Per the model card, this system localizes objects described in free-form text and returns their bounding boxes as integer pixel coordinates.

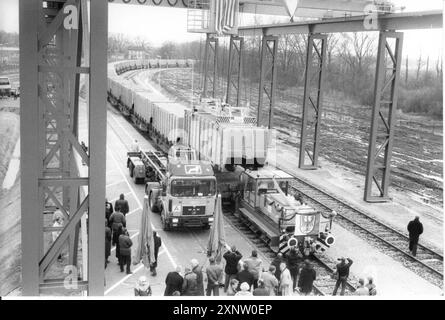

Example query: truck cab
[0,77,11,97]
[147,160,217,230]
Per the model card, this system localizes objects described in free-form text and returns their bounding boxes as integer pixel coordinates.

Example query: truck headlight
[172,218,179,223]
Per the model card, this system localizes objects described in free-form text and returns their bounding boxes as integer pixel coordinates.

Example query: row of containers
[107,60,273,172]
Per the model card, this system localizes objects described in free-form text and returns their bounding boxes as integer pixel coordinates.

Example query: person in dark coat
[150,231,162,276]
[223,245,243,292]
[271,253,286,281]
[164,266,184,296]
[253,279,270,296]
[332,257,353,296]
[287,247,303,292]
[236,262,254,291]
[115,225,123,265]
[407,216,423,257]
[109,209,126,246]
[118,228,133,274]
[298,260,316,295]
[191,259,204,296]
[105,220,112,267]
[105,198,113,227]
[182,267,199,296]
[115,193,129,216]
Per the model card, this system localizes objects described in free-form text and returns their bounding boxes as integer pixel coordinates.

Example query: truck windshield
[171,179,216,197]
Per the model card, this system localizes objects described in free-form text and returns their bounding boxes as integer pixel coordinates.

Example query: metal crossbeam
[364,31,403,202]
[299,34,327,169]
[239,10,443,36]
[202,34,218,98]
[257,35,278,129]
[226,35,244,107]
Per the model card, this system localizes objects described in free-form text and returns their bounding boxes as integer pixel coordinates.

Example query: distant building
[127,46,150,60]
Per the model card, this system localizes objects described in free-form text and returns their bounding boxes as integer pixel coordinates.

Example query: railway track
[283,171,444,289]
[222,208,356,296]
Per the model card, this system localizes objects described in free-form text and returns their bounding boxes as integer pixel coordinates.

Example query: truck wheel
[161,209,170,231]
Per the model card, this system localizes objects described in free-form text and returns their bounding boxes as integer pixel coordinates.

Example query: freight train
[107,59,336,255]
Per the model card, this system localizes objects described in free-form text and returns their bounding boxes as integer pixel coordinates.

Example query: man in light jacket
[205,257,223,296]
[279,262,292,296]
[245,250,263,289]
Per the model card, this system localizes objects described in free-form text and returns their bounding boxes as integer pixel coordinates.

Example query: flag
[207,194,226,264]
[214,0,238,35]
[134,195,155,268]
[279,0,299,21]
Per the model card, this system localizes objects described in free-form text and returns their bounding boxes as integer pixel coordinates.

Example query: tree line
[120,32,441,119]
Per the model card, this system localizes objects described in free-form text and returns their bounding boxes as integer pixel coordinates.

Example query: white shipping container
[185,110,269,170]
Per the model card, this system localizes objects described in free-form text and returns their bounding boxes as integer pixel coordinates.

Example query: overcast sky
[0,0,443,59]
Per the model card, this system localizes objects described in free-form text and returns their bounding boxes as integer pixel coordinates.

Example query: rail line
[282,170,444,289]
[222,208,356,296]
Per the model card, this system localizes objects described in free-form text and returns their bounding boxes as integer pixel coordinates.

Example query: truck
[127,145,217,230]
[0,77,12,97]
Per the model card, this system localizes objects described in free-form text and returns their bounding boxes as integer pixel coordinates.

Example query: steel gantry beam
[257,35,278,129]
[299,33,327,169]
[364,31,403,202]
[239,10,443,36]
[20,0,107,296]
[202,34,218,98]
[225,35,244,107]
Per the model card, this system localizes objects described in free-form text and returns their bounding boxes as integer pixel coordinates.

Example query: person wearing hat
[206,257,223,296]
[134,276,152,296]
[118,227,133,274]
[332,257,353,296]
[407,216,423,257]
[235,282,253,296]
[109,208,126,247]
[191,259,204,296]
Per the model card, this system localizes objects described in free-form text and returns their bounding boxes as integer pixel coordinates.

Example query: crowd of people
[98,194,433,297]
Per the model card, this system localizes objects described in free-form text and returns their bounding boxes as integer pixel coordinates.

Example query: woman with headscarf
[134,276,152,296]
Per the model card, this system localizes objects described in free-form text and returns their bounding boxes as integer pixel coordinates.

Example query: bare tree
[416,54,423,81]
